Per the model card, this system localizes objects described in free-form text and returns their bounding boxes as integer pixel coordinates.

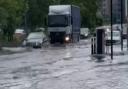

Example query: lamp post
[24,0,29,35]
[125,0,128,50]
[121,0,124,51]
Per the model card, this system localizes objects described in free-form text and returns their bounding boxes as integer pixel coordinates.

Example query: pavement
[0,39,128,89]
[0,47,32,55]
[2,47,27,52]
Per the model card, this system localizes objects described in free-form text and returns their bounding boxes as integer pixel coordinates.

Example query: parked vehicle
[35,27,45,32]
[105,30,121,45]
[112,24,127,39]
[14,29,26,35]
[14,29,26,38]
[23,32,47,48]
[80,28,89,39]
[13,29,26,43]
[48,5,81,44]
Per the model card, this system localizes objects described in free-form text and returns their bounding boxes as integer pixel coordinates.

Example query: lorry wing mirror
[71,18,73,24]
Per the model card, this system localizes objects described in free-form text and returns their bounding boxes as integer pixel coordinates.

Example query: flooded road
[0,39,128,89]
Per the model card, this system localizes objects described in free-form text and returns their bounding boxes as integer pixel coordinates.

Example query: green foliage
[27,0,52,30]
[0,0,26,41]
[27,0,101,30]
[0,0,102,37]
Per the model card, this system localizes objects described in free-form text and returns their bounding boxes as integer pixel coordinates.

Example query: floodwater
[0,39,128,89]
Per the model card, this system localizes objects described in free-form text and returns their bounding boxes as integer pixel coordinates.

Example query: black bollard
[96,29,105,55]
[91,38,94,55]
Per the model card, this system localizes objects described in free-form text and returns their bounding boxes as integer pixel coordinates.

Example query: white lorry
[48,5,81,44]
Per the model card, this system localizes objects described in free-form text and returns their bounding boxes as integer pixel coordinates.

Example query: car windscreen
[27,33,44,39]
[107,31,120,37]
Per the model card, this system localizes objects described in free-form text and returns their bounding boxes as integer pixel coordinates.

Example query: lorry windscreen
[48,15,69,27]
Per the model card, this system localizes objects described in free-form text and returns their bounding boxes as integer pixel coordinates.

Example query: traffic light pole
[110,0,113,60]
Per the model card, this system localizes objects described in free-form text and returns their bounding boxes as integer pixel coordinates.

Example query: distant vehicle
[13,29,26,41]
[14,29,26,35]
[105,30,121,45]
[23,32,47,48]
[80,28,89,39]
[48,5,81,44]
[112,24,127,39]
[35,27,45,32]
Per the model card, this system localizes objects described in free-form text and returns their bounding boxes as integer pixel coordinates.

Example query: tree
[0,0,26,41]
[27,0,52,31]
[0,0,101,35]
[60,0,101,28]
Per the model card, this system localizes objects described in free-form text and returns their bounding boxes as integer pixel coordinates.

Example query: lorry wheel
[50,38,53,44]
[60,41,64,44]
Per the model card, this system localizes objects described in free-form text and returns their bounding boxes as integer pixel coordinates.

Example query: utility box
[96,28,105,55]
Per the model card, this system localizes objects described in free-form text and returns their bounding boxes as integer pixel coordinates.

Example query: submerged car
[105,30,121,46]
[23,32,47,48]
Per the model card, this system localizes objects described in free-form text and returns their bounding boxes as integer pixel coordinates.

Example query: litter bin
[96,28,105,55]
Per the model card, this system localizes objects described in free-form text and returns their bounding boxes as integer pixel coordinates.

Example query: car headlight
[65,36,70,41]
[85,34,88,36]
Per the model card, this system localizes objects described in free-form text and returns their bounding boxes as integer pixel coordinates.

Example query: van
[105,30,121,45]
